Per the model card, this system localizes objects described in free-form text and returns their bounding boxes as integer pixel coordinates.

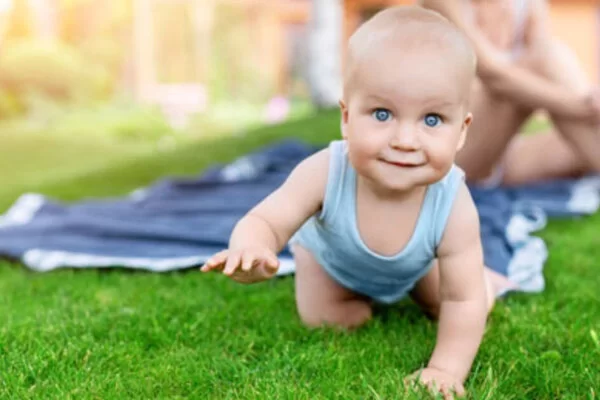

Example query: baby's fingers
[263,252,280,272]
[438,384,454,400]
[223,253,242,276]
[427,381,463,400]
[201,251,228,272]
[241,253,257,272]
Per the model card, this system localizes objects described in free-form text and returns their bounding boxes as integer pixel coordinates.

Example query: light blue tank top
[291,140,465,304]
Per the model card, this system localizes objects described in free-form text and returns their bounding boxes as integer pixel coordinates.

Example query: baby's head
[340,6,476,192]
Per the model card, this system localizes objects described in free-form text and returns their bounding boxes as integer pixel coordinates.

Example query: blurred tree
[28,0,58,40]
[4,0,33,39]
[57,0,132,93]
[307,0,342,109]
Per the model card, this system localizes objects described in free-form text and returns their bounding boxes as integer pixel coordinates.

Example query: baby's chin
[373,167,449,192]
[362,172,427,194]
[382,178,436,192]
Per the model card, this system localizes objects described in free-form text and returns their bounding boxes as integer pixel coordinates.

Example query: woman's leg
[455,79,533,183]
[499,40,598,185]
[538,41,600,172]
[501,129,587,185]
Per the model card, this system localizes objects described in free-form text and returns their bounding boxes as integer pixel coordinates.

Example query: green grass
[0,133,151,201]
[0,110,599,399]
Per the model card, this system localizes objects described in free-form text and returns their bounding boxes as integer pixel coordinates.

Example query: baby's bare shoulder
[274,147,331,206]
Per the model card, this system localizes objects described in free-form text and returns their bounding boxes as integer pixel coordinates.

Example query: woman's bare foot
[484,267,517,310]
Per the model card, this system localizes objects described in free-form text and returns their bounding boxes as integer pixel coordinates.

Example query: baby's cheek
[349,132,376,154]
[428,144,456,170]
[346,145,366,167]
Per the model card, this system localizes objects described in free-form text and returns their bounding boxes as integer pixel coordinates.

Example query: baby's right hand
[200,247,280,283]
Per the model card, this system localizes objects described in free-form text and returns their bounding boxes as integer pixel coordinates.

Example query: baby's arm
[202,148,329,283]
[426,183,488,384]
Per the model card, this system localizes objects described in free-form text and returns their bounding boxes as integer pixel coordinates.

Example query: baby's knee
[423,304,441,321]
[298,300,372,330]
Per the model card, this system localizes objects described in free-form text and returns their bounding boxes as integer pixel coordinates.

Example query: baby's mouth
[380,159,424,168]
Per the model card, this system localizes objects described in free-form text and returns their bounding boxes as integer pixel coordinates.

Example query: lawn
[0,110,598,399]
[0,132,151,210]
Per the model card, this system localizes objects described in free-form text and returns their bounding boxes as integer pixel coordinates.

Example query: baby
[203,6,498,397]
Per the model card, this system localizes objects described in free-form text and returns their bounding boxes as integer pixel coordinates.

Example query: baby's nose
[389,125,420,150]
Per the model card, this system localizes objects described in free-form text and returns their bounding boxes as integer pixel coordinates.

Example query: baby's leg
[292,244,372,330]
[409,261,514,320]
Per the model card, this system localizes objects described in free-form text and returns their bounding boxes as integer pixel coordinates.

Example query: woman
[420,0,600,186]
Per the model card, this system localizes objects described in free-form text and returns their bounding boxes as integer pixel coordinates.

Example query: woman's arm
[420,0,596,120]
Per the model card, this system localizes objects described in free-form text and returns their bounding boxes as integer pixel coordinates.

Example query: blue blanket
[0,140,598,293]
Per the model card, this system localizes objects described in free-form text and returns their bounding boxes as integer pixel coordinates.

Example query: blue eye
[372,109,392,122]
[424,114,442,127]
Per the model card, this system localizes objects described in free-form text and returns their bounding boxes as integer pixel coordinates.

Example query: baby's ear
[456,112,472,151]
[339,100,349,139]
